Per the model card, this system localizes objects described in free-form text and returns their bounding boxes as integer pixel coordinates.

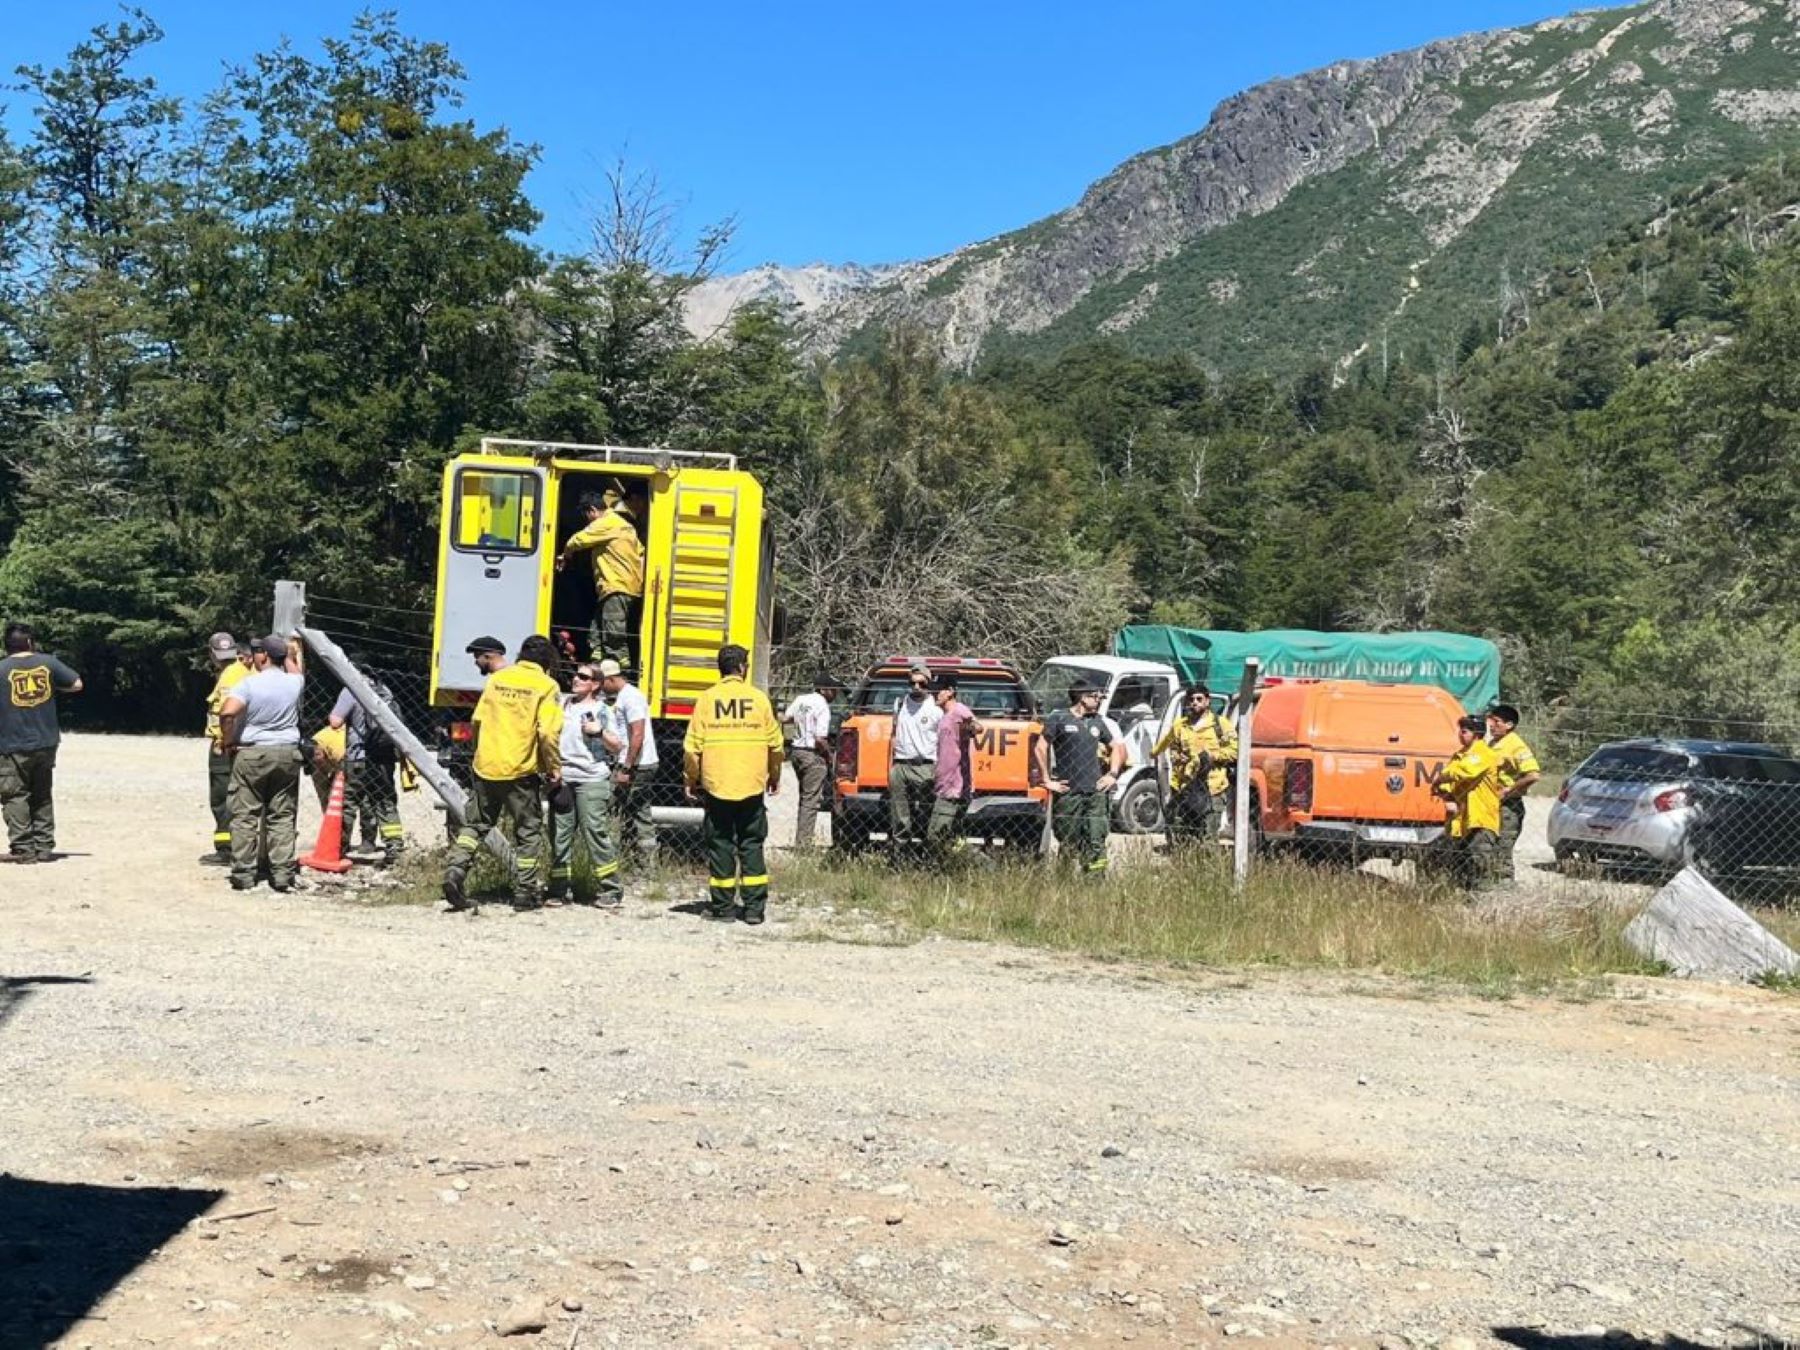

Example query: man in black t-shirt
[1034,680,1123,876]
[0,622,83,863]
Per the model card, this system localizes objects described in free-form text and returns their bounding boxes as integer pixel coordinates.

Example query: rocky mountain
[681,262,896,339]
[717,0,1800,377]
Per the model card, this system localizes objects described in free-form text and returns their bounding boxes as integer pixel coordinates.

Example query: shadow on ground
[0,1174,223,1349]
[0,973,92,1035]
[1495,1327,1796,1350]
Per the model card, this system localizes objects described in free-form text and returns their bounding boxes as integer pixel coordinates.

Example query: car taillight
[449,721,474,744]
[1284,759,1314,812]
[835,727,858,779]
[1653,788,1690,812]
[1557,783,1569,803]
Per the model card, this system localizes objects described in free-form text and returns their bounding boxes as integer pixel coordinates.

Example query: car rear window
[1699,753,1800,783]
[851,675,1032,716]
[1579,747,1693,781]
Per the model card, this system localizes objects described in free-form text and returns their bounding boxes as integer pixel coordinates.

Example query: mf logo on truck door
[1413,759,1447,788]
[973,726,1020,757]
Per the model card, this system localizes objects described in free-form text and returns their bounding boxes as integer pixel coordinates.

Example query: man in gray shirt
[219,633,305,892]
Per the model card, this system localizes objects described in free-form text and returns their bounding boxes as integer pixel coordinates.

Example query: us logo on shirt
[8,666,51,709]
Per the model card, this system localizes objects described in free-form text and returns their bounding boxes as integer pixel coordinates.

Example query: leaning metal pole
[1232,657,1262,893]
[275,579,514,870]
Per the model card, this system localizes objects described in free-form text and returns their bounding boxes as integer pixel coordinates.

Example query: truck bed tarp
[1112,627,1501,710]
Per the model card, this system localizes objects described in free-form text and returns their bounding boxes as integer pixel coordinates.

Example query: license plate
[1362,825,1427,844]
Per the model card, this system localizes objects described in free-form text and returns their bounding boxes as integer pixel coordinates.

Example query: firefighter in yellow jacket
[555,481,644,671]
[1434,714,1502,889]
[203,632,252,863]
[1150,684,1237,850]
[444,634,563,913]
[683,644,783,925]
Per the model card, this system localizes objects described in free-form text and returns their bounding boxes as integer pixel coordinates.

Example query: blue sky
[5,1,1576,268]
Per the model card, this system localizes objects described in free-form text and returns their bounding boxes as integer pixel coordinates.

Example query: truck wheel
[1115,777,1163,835]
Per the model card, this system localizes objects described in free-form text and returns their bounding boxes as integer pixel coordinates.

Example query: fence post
[277,582,514,870]
[273,579,307,640]
[1232,658,1261,893]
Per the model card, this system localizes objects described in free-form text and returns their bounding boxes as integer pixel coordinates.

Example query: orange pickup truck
[831,656,1046,852]
[1247,678,1462,860]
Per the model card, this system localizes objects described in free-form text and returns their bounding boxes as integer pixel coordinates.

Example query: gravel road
[3,733,1797,1349]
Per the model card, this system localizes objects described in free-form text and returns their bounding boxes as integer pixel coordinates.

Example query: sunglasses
[575,670,599,681]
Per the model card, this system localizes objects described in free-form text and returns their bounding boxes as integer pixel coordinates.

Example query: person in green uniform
[1484,703,1541,883]
[0,622,83,864]
[444,634,563,913]
[683,644,784,924]
[1034,680,1122,877]
[202,632,251,864]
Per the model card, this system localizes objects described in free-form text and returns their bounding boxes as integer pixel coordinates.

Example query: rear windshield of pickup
[851,675,1034,717]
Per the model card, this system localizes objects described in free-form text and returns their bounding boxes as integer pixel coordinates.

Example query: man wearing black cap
[782,672,841,849]
[444,635,563,912]
[218,632,305,891]
[202,631,252,864]
[1035,680,1122,876]
[1485,703,1540,882]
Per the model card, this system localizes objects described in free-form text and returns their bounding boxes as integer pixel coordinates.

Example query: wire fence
[291,594,1800,948]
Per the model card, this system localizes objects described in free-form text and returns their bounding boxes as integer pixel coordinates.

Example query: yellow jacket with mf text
[1437,739,1501,838]
[472,660,564,781]
[684,674,783,801]
[564,506,645,598]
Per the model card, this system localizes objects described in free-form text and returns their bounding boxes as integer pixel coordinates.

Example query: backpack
[358,681,400,762]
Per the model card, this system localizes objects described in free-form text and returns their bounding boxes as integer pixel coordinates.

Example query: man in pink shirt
[925,673,985,864]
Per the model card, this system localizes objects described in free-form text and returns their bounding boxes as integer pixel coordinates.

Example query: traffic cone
[301,770,355,874]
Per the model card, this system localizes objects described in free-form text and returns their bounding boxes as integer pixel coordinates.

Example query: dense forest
[2,15,1797,735]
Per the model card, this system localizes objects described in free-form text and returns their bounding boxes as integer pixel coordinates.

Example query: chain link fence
[1515,704,1800,914]
[289,596,1800,961]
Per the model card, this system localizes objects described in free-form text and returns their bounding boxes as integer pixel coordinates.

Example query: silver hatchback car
[1548,737,1800,875]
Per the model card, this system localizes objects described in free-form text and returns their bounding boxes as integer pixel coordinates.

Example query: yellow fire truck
[429,438,777,818]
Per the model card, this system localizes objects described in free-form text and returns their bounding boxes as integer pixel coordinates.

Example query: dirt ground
[3,733,1798,1350]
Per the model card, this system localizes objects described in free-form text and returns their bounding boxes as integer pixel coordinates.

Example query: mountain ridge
[691,0,1800,377]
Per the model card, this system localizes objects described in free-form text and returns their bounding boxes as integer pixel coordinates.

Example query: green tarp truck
[1111,626,1502,711]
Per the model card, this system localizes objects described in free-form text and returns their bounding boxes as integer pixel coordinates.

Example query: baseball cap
[596,658,624,678]
[1068,680,1099,699]
[465,635,505,655]
[1458,714,1487,734]
[262,633,289,662]
[208,631,237,661]
[931,673,958,693]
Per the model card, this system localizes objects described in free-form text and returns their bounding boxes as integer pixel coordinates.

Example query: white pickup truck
[1027,655,1183,833]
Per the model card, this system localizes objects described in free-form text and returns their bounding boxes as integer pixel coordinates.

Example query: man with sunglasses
[548,662,624,908]
[887,665,942,865]
[1036,680,1122,877]
[1151,684,1237,851]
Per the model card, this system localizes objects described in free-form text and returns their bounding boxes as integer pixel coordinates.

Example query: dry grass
[779,852,1670,994]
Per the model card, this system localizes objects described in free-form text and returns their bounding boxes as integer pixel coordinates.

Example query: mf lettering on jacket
[713,696,757,721]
